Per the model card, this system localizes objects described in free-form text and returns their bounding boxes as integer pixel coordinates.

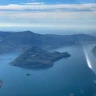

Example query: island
[26,74,30,76]
[0,80,3,88]
[10,47,71,69]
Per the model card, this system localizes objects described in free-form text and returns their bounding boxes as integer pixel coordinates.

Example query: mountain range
[0,31,96,53]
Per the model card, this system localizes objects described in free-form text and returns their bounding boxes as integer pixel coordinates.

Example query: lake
[0,44,96,96]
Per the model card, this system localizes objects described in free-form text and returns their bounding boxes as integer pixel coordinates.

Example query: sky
[0,0,96,34]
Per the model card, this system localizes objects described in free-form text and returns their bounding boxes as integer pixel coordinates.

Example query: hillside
[0,31,11,41]
[0,31,96,53]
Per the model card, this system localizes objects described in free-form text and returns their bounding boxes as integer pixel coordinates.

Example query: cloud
[5,11,96,19]
[0,3,96,11]
[0,11,96,26]
[0,2,96,28]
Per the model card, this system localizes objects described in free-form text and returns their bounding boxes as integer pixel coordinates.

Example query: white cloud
[0,3,96,11]
[0,4,23,10]
[0,2,96,28]
[0,11,96,20]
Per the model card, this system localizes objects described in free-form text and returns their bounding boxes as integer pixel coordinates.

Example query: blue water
[0,45,96,96]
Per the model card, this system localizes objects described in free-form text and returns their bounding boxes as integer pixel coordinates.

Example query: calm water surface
[0,44,96,96]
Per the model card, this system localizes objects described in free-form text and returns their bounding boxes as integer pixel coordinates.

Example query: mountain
[0,31,43,53]
[10,47,71,69]
[0,31,11,41]
[0,31,96,53]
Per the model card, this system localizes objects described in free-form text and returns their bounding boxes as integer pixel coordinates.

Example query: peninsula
[10,47,71,69]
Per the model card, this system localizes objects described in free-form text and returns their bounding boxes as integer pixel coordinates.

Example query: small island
[10,47,71,69]
[26,74,30,76]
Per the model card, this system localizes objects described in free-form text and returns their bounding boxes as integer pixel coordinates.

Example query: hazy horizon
[0,26,96,35]
[0,0,96,35]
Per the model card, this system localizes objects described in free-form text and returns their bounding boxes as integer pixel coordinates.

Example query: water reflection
[83,47,93,69]
[82,43,96,74]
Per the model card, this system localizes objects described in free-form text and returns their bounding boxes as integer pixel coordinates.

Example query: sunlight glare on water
[83,47,92,69]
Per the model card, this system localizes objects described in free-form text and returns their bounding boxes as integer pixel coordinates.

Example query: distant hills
[0,31,11,40]
[0,31,96,53]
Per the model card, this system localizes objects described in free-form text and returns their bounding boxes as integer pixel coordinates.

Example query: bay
[0,45,96,96]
